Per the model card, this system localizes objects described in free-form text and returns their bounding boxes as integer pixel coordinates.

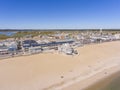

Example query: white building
[29,46,42,54]
[58,43,74,55]
[0,46,9,54]
[114,34,120,40]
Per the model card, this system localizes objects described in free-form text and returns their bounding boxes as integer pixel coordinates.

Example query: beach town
[0,30,120,59]
[1,0,120,89]
[0,30,120,90]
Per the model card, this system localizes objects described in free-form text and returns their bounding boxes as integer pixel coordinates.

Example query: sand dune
[0,41,120,90]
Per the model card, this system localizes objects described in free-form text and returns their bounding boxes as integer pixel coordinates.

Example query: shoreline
[85,70,120,90]
[62,63,120,90]
[43,57,120,90]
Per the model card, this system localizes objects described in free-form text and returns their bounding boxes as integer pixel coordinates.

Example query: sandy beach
[0,41,120,90]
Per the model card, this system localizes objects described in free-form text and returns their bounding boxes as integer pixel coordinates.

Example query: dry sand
[0,41,120,90]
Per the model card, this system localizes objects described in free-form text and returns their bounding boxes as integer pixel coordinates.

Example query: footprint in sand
[61,76,64,79]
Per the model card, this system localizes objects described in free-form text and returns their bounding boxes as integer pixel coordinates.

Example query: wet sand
[0,41,120,90]
[85,71,120,90]
[61,64,120,90]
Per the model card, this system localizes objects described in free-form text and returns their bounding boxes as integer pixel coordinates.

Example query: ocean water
[85,72,120,90]
[101,74,120,90]
[0,32,16,36]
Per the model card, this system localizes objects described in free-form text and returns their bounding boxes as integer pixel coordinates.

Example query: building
[114,34,120,40]
[0,46,9,55]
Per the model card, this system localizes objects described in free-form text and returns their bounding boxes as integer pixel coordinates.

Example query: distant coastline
[0,29,120,32]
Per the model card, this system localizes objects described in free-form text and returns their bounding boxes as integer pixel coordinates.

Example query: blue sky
[0,0,120,29]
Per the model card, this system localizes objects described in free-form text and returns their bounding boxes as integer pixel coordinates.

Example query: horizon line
[0,29,120,32]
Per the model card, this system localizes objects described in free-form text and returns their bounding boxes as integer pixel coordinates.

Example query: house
[114,34,120,40]
[22,40,39,47]
[0,46,9,55]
